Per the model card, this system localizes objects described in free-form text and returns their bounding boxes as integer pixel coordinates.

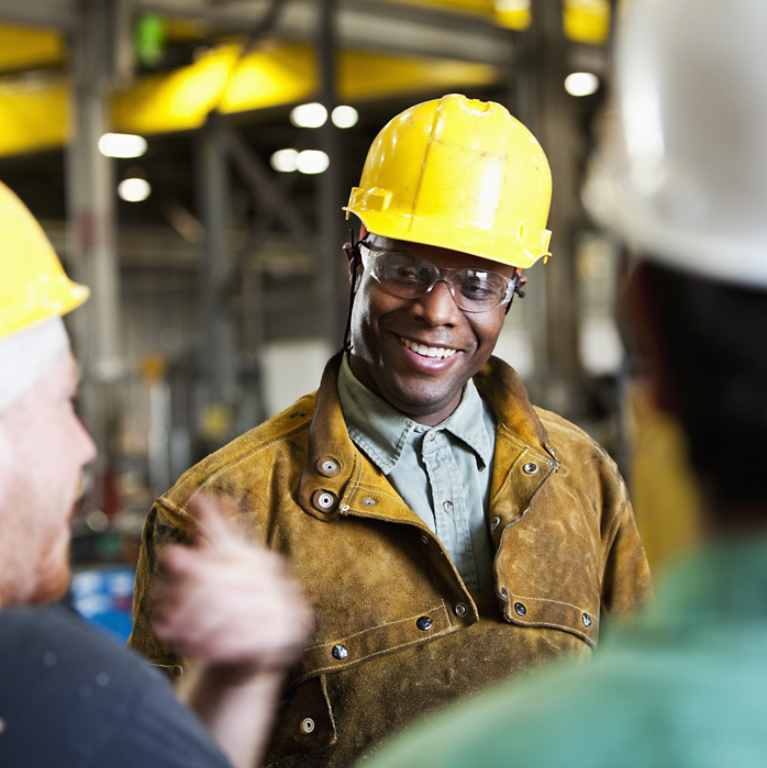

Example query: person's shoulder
[364,637,682,768]
[0,605,160,685]
[0,606,232,768]
[533,406,603,447]
[534,405,624,476]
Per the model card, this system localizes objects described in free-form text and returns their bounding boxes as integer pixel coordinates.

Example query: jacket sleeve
[599,482,653,619]
[128,499,197,672]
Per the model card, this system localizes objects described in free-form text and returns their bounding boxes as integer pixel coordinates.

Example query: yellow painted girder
[0,42,497,156]
[112,42,498,134]
[0,24,63,73]
[0,76,69,156]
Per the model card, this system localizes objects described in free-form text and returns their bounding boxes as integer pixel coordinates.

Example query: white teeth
[401,338,457,359]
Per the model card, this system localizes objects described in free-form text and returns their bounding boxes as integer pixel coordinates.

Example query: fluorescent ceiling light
[99,133,147,158]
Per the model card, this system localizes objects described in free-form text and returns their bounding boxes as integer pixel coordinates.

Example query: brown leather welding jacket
[129,353,651,768]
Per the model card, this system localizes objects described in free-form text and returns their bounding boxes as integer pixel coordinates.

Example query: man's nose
[415,278,461,324]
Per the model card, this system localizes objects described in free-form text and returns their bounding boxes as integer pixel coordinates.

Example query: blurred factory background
[0,0,696,638]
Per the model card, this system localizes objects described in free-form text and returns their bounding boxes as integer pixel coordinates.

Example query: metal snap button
[522,462,538,475]
[490,517,501,531]
[500,588,508,600]
[514,602,527,617]
[416,616,433,631]
[316,457,342,477]
[311,489,338,513]
[443,500,453,513]
[454,603,467,617]
[421,534,430,545]
[331,644,348,660]
[582,612,592,628]
[361,497,377,506]
[300,718,315,734]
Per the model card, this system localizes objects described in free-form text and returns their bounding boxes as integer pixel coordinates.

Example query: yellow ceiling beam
[0,76,68,156]
[563,0,610,45]
[394,0,610,41]
[0,24,64,73]
[112,41,498,134]
[0,43,497,156]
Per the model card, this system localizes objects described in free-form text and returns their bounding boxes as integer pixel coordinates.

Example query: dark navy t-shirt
[0,606,232,767]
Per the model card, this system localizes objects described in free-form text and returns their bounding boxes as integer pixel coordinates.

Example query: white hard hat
[583,0,767,289]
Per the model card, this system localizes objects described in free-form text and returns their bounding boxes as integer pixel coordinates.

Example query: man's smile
[400,336,458,360]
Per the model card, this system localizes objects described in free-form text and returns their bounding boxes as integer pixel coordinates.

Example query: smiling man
[130,94,651,768]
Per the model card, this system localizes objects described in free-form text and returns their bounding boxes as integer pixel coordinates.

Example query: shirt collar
[337,354,493,474]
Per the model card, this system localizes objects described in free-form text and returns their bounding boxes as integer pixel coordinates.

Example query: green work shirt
[337,355,496,592]
[360,533,767,768]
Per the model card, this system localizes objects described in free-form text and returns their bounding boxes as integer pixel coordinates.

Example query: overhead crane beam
[136,0,515,68]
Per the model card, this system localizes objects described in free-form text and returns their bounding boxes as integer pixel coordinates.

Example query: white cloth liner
[0,318,69,414]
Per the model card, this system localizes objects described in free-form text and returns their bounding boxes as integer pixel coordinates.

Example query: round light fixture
[290,102,328,128]
[331,105,359,128]
[118,177,151,202]
[564,71,600,97]
[271,148,299,172]
[297,150,329,175]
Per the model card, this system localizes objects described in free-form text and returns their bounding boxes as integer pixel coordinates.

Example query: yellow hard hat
[0,181,89,341]
[345,93,552,269]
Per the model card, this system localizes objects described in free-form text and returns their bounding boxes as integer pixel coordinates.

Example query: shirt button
[454,603,467,617]
[582,612,592,628]
[427,432,436,442]
[443,500,453,513]
[416,616,433,631]
[514,602,527,617]
[490,517,501,531]
[300,718,315,734]
[331,644,348,660]
[522,462,538,475]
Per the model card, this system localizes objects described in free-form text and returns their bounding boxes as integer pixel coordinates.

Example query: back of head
[585,0,767,509]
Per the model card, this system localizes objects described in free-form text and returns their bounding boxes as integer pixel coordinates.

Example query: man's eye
[461,278,494,299]
[392,261,425,283]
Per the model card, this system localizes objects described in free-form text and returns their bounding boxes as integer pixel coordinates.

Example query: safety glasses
[359,244,517,313]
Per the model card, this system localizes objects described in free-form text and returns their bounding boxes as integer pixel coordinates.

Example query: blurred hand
[151,494,313,671]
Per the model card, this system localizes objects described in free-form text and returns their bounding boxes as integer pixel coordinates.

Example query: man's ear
[623,263,679,416]
[344,243,363,285]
